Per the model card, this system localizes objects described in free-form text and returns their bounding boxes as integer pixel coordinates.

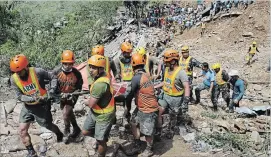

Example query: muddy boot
[56,132,64,143]
[129,139,141,155]
[154,127,162,142]
[64,125,70,137]
[141,145,154,157]
[69,126,81,139]
[26,144,38,157]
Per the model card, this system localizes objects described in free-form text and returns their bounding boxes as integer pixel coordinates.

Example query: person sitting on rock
[10,54,63,157]
[52,50,83,143]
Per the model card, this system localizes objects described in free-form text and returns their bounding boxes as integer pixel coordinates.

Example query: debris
[182,132,196,142]
[250,131,261,144]
[235,107,257,116]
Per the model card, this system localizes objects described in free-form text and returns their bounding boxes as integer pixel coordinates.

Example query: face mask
[124,58,131,63]
[62,66,72,72]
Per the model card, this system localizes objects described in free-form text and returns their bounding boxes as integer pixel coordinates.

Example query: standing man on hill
[246,41,260,65]
[10,54,63,157]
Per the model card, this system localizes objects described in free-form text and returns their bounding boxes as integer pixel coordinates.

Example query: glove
[61,93,69,99]
[182,96,190,114]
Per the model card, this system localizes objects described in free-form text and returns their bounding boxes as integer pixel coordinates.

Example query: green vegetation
[197,132,250,152]
[0,1,121,76]
[200,111,219,119]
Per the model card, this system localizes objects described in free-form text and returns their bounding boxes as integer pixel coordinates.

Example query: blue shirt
[232,79,245,100]
[202,69,216,87]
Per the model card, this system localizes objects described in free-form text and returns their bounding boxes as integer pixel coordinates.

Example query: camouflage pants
[195,83,218,107]
[214,84,230,106]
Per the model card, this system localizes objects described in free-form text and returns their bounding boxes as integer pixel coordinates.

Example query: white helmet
[229,70,239,76]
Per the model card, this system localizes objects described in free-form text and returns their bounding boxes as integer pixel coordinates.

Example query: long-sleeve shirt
[231,79,245,101]
[10,67,58,103]
[188,57,202,73]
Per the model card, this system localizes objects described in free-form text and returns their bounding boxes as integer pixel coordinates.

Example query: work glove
[181,96,190,114]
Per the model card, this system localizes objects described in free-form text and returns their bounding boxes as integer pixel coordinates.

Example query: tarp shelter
[74,62,128,97]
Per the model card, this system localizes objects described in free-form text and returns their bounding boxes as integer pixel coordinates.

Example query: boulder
[13,102,23,114]
[250,131,261,144]
[1,135,26,152]
[242,32,254,37]
[182,132,195,142]
[253,84,262,91]
[4,99,17,114]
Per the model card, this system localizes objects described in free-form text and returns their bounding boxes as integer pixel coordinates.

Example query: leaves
[0,1,121,76]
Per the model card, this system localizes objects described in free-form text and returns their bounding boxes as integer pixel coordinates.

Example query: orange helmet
[10,54,29,72]
[163,49,179,62]
[88,55,106,68]
[61,50,75,63]
[132,53,146,67]
[121,42,133,53]
[91,45,105,56]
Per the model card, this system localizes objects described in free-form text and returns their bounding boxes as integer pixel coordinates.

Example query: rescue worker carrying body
[179,45,202,103]
[52,50,83,143]
[228,70,245,113]
[82,55,116,157]
[212,63,230,109]
[113,42,134,126]
[154,49,190,137]
[134,47,162,79]
[194,62,218,111]
[10,54,64,157]
[87,45,116,86]
[247,41,260,65]
[121,53,159,157]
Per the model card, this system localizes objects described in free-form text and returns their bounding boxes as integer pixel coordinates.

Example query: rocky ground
[1,1,271,157]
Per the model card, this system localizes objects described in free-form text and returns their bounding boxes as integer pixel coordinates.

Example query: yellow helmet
[181,45,189,52]
[212,63,221,69]
[134,47,146,56]
[87,55,106,68]
[252,41,256,45]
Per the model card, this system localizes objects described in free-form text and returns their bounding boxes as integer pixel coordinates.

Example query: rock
[51,106,56,112]
[4,99,17,114]
[242,32,254,37]
[83,136,97,151]
[250,131,261,144]
[0,124,14,135]
[74,103,85,113]
[182,132,195,142]
[54,143,89,157]
[1,135,26,152]
[13,102,23,114]
[46,148,59,156]
[40,132,53,140]
[214,120,231,131]
[253,84,262,91]
[201,128,212,134]
[31,134,46,146]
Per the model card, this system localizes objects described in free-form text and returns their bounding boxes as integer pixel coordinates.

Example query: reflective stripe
[13,67,47,105]
[163,67,184,96]
[105,57,111,78]
[120,61,133,81]
[90,76,115,114]
[249,46,257,54]
[215,69,226,85]
[179,56,192,76]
